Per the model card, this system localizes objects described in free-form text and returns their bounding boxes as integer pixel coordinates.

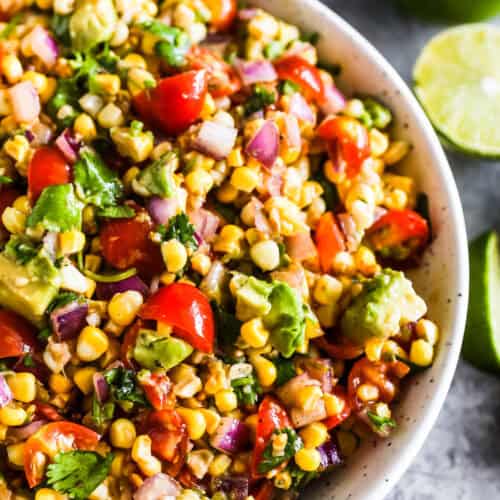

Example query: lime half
[463,231,500,372]
[414,24,500,158]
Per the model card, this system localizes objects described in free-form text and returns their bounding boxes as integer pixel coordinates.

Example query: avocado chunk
[136,152,178,198]
[235,276,274,322]
[0,252,60,326]
[341,269,427,345]
[133,330,193,371]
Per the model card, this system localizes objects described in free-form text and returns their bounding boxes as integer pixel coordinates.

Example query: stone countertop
[321,1,500,498]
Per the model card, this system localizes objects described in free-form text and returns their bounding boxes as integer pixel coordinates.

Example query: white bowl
[252,1,469,498]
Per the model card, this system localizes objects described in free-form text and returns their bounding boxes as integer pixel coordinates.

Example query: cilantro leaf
[0,175,13,184]
[97,205,135,219]
[92,396,115,427]
[27,184,83,232]
[4,236,38,265]
[211,301,242,349]
[312,164,340,212]
[23,354,35,367]
[244,85,276,116]
[47,292,81,314]
[0,14,22,39]
[279,79,300,96]
[367,411,396,431]
[273,356,296,386]
[47,79,80,128]
[158,213,198,249]
[264,40,285,60]
[47,451,114,500]
[288,462,319,490]
[258,428,303,474]
[231,371,261,406]
[50,14,71,45]
[74,151,124,209]
[104,367,148,406]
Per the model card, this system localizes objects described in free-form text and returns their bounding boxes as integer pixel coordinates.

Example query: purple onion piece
[133,473,180,500]
[283,114,301,149]
[25,130,35,142]
[0,375,12,408]
[234,59,278,86]
[319,84,346,116]
[7,419,47,442]
[245,120,280,169]
[50,302,89,341]
[55,129,80,163]
[210,417,249,454]
[92,373,109,403]
[192,121,237,160]
[211,476,249,500]
[95,275,149,301]
[147,196,177,225]
[318,439,343,470]
[237,8,257,20]
[28,26,59,67]
[289,92,315,124]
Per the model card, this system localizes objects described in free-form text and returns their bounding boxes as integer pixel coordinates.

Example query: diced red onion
[24,130,35,142]
[234,59,277,86]
[318,439,343,469]
[133,473,181,500]
[200,261,227,302]
[55,129,80,164]
[8,81,40,124]
[337,213,359,252]
[211,476,249,500]
[188,208,220,242]
[320,85,346,116]
[42,231,58,261]
[290,399,327,428]
[0,375,12,408]
[50,302,89,341]
[289,93,315,124]
[30,121,54,146]
[193,121,238,160]
[277,373,320,408]
[245,120,279,169]
[210,417,249,454]
[25,26,59,67]
[237,8,257,20]
[6,419,47,442]
[271,265,307,294]
[285,231,317,262]
[92,372,109,403]
[95,275,149,301]
[147,196,177,225]
[283,114,301,150]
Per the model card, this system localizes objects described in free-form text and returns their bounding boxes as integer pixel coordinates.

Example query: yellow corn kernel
[120,53,147,70]
[127,68,156,96]
[332,251,356,275]
[200,93,216,119]
[110,418,137,449]
[240,318,269,348]
[323,393,345,417]
[0,91,13,117]
[191,253,211,276]
[59,230,86,255]
[357,383,380,402]
[76,326,109,362]
[97,103,124,128]
[73,366,98,395]
[108,290,143,326]
[294,448,321,472]
[110,451,127,477]
[369,128,389,157]
[35,0,52,8]
[199,408,221,435]
[74,113,97,141]
[161,239,188,273]
[250,354,277,387]
[35,488,68,500]
[296,385,323,412]
[214,390,238,413]
[230,167,259,193]
[409,339,434,367]
[123,166,140,191]
[250,240,280,271]
[365,338,385,362]
[0,406,27,426]
[131,435,161,477]
[185,169,214,196]
[84,254,101,272]
[275,470,292,490]
[354,245,378,275]
[22,71,48,96]
[299,422,328,449]
[383,140,410,165]
[12,195,30,215]
[0,424,7,440]
[49,373,73,394]
[337,430,358,457]
[214,225,245,254]
[415,318,439,346]
[7,442,25,467]
[177,408,207,440]
[2,207,26,234]
[93,74,121,96]
[6,373,37,403]
[313,275,343,305]
[343,99,365,118]
[227,148,244,168]
[217,182,239,203]
[232,452,250,473]
[1,54,23,84]
[40,77,57,103]
[208,454,232,477]
[4,134,30,163]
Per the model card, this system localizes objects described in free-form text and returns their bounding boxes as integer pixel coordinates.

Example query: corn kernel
[127,68,156,96]
[383,141,410,165]
[230,167,259,193]
[191,253,211,276]
[250,354,277,387]
[12,195,30,215]
[74,113,97,141]
[216,182,239,203]
[185,169,214,196]
[250,239,280,271]
[357,383,380,402]
[215,390,238,413]
[59,230,86,255]
[7,373,37,403]
[0,406,27,426]
[227,148,244,168]
[209,454,232,477]
[415,318,439,346]
[131,435,161,477]
[240,318,269,348]
[343,98,365,118]
[409,339,434,367]
[4,134,30,163]
[214,224,245,255]
[120,53,147,70]
[161,239,188,273]
[323,393,345,417]
[7,442,25,467]
[35,488,67,500]
[300,422,328,449]
[76,326,109,362]
[108,290,143,326]
[355,246,378,275]
[177,408,207,440]
[2,207,26,234]
[332,251,355,275]
[2,54,23,84]
[73,367,98,395]
[97,103,124,128]
[200,93,216,119]
[275,470,292,490]
[110,418,137,449]
[296,385,323,412]
[49,373,73,394]
[313,275,343,305]
[369,128,389,157]
[199,408,221,435]
[365,338,385,362]
[294,448,321,472]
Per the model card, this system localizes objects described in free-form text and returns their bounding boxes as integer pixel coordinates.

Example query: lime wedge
[414,24,500,158]
[463,231,500,372]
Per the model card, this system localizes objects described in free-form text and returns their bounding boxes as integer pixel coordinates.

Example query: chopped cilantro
[46,451,114,500]
[46,79,80,128]
[0,14,22,39]
[258,428,303,474]
[279,79,300,95]
[273,356,296,386]
[97,205,135,219]
[288,462,319,490]
[22,354,35,367]
[0,175,13,184]
[104,367,148,406]
[47,292,81,314]
[367,411,397,430]
[211,301,242,349]
[4,236,38,265]
[244,85,276,116]
[130,120,144,135]
[37,328,52,342]
[50,14,71,46]
[264,40,285,60]
[312,163,340,212]
[231,371,261,406]
[158,213,198,249]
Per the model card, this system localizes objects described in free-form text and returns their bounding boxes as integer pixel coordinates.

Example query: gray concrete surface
[321,1,500,498]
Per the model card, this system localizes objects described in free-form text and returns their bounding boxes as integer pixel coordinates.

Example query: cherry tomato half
[314,211,346,273]
[140,371,175,410]
[205,0,237,31]
[100,206,164,280]
[366,209,429,261]
[275,55,324,102]
[133,70,208,136]
[140,283,215,353]
[317,116,370,179]
[0,309,37,359]
[251,396,291,478]
[28,146,71,202]
[24,422,99,487]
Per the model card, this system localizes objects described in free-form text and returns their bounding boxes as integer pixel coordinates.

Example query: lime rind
[414,24,500,158]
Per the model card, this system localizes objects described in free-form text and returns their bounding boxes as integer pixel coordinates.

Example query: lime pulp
[396,0,500,22]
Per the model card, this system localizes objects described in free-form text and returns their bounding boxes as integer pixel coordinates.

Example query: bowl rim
[253,0,469,498]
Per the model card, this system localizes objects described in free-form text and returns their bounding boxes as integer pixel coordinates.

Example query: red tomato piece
[0,309,37,359]
[253,481,276,500]
[317,116,370,178]
[140,283,215,353]
[275,55,324,101]
[366,209,429,260]
[314,212,346,273]
[145,410,189,476]
[314,336,364,360]
[205,0,237,31]
[323,386,351,430]
[28,146,71,202]
[24,422,100,487]
[251,396,291,478]
[100,207,164,279]
[34,402,62,422]
[140,371,175,410]
[134,70,208,136]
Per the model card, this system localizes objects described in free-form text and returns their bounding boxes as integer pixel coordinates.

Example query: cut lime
[463,231,500,372]
[414,24,500,158]
[396,0,500,23]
